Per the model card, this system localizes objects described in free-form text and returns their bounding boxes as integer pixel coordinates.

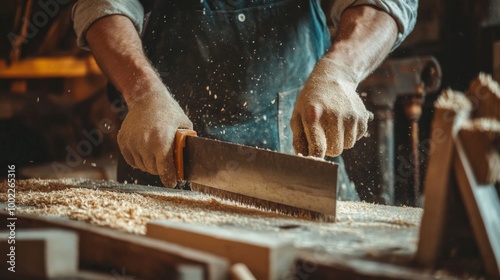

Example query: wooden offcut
[0,212,229,280]
[0,229,78,279]
[147,220,295,280]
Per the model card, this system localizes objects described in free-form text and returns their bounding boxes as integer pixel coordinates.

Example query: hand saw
[174,129,338,222]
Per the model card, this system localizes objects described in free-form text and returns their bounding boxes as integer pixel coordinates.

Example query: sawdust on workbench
[0,178,288,234]
[0,178,422,260]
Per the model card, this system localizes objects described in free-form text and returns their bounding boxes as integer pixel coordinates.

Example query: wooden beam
[0,56,102,79]
[0,229,78,279]
[0,212,228,280]
[147,220,295,280]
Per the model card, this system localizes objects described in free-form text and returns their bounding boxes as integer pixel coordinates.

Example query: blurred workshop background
[1,0,499,206]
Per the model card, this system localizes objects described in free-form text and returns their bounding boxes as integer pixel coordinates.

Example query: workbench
[0,179,480,279]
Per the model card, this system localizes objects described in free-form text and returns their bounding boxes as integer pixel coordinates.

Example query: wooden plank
[0,229,78,279]
[0,212,229,280]
[0,56,102,79]
[146,220,295,280]
[416,90,471,266]
[454,138,500,276]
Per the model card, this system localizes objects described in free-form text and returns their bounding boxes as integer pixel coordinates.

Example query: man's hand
[291,5,398,158]
[291,59,371,158]
[118,90,193,187]
[85,15,194,187]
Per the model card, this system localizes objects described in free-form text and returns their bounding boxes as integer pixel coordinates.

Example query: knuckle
[304,105,323,124]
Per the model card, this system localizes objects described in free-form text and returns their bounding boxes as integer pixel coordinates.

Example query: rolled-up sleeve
[72,0,145,50]
[330,0,418,50]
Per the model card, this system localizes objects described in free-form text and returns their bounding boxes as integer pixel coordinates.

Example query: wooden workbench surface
[0,178,461,279]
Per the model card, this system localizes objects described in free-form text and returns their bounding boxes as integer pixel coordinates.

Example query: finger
[339,111,357,149]
[356,116,369,140]
[157,142,178,188]
[160,172,177,188]
[360,109,372,138]
[117,131,137,168]
[344,121,357,149]
[303,120,327,158]
[120,148,137,169]
[325,121,343,157]
[299,104,327,158]
[290,114,309,156]
[155,148,172,179]
[131,150,148,173]
[180,118,194,130]
[143,154,159,175]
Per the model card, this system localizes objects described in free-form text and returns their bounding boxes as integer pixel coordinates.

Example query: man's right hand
[83,15,193,187]
[117,90,193,188]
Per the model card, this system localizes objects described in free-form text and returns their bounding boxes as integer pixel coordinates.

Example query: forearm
[324,5,398,83]
[86,15,165,103]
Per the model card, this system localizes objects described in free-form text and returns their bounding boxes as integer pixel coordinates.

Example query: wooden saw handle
[175,129,197,181]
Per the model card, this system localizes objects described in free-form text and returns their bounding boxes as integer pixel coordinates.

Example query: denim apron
[117,0,359,200]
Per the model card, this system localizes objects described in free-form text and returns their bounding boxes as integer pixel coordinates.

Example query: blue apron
[142,0,329,153]
[117,0,359,200]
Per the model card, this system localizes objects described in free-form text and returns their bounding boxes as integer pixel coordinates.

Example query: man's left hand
[290,58,372,158]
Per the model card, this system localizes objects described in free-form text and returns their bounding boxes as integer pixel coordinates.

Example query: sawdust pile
[0,178,423,259]
[0,178,297,234]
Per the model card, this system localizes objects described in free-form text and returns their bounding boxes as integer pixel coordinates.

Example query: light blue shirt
[72,0,417,51]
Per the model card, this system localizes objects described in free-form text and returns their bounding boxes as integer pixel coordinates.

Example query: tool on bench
[174,129,338,222]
